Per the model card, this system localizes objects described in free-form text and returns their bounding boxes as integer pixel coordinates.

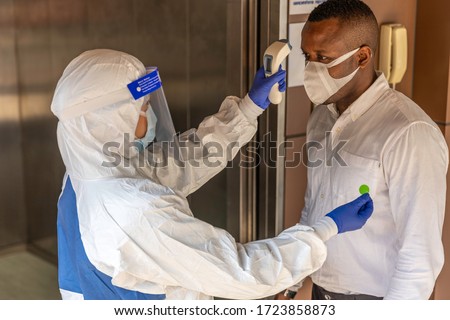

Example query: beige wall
[366,0,417,97]
[284,0,450,299]
[413,0,450,300]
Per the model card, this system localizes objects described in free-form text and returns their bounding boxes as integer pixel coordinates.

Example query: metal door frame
[226,0,288,242]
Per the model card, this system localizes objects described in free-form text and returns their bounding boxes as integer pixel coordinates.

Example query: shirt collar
[326,72,390,122]
[326,103,339,118]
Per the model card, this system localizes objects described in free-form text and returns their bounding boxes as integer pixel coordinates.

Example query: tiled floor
[0,251,60,300]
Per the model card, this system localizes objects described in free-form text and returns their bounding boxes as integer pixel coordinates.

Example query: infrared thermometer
[263,39,292,104]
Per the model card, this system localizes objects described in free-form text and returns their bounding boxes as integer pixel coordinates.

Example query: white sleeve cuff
[312,216,338,242]
[239,94,264,120]
[286,280,304,292]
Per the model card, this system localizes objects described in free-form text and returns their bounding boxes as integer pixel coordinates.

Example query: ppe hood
[51,49,148,180]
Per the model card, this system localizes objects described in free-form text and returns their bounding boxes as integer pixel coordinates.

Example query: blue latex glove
[326,193,374,233]
[248,66,287,109]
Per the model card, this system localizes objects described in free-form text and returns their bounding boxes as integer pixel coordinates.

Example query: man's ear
[358,46,373,69]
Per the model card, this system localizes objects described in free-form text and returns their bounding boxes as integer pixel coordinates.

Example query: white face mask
[304,47,360,105]
[135,106,158,151]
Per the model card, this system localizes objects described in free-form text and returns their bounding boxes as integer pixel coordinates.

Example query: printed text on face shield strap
[113,303,336,317]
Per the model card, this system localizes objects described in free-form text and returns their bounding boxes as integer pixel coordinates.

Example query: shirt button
[320,194,325,199]
[325,294,331,300]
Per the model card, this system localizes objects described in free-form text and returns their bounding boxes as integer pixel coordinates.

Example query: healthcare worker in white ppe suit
[51,49,373,300]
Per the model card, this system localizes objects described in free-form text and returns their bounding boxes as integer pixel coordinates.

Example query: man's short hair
[308,0,379,51]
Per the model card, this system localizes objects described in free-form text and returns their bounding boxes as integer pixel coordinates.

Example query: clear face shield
[128,67,177,143]
[127,67,182,162]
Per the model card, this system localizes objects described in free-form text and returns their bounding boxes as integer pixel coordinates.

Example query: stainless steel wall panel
[132,0,189,133]
[47,0,90,79]
[86,0,137,52]
[14,0,63,256]
[1,0,253,259]
[187,0,229,229]
[0,0,27,249]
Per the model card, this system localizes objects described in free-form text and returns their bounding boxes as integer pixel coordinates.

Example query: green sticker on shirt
[359,184,370,195]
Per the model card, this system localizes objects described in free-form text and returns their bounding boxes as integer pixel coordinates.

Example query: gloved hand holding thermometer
[248,39,291,109]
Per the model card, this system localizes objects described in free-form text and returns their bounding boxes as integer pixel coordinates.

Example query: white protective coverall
[51,49,334,300]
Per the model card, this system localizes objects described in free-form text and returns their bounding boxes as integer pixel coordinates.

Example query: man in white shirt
[291,0,448,299]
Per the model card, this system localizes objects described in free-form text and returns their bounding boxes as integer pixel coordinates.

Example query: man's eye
[317,55,328,62]
[302,52,310,61]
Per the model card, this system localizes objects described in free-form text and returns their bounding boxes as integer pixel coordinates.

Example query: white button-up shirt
[301,73,449,299]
